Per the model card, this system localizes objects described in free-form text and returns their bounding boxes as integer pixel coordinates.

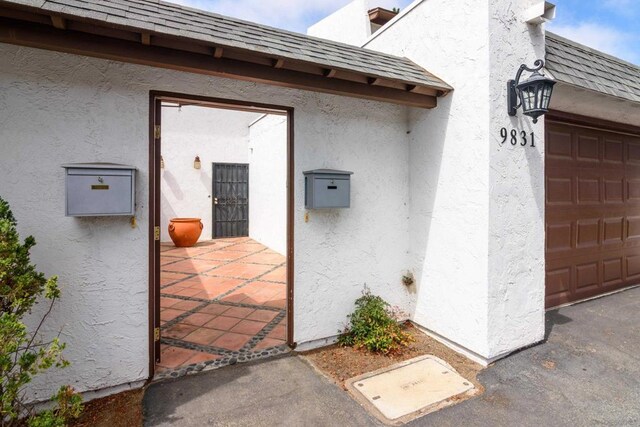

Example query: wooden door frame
[211,162,250,239]
[148,91,295,379]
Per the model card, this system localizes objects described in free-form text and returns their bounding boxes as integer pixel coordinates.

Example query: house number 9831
[500,127,535,147]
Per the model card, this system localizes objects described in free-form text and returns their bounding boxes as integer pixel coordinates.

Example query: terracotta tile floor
[158,237,287,373]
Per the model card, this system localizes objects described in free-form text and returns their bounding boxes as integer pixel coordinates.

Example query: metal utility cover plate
[347,355,474,421]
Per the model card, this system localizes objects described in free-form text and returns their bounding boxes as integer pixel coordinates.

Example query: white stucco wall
[366,0,547,360]
[485,0,546,358]
[0,47,150,400]
[306,0,372,46]
[0,42,414,397]
[248,114,288,255]
[366,0,492,358]
[160,105,259,242]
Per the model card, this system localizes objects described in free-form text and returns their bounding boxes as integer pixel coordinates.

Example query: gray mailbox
[62,163,136,217]
[303,169,353,209]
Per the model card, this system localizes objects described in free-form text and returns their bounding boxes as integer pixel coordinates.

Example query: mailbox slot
[63,163,136,216]
[303,169,353,209]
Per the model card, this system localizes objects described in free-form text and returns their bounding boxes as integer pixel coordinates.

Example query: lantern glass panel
[541,84,554,110]
[536,83,545,109]
[520,85,536,112]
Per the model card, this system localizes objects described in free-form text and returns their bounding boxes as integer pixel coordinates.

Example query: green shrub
[0,196,82,426]
[338,288,413,354]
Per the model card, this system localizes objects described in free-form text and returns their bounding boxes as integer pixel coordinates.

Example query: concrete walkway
[143,355,380,426]
[143,286,640,426]
[411,286,640,426]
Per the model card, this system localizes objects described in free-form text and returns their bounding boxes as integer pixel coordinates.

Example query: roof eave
[545,32,640,105]
[549,79,640,106]
[0,1,451,107]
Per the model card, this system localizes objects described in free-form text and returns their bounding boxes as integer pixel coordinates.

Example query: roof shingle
[546,32,640,104]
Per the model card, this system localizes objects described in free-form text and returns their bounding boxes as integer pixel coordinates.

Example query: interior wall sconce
[507,59,556,123]
[160,155,165,169]
[193,156,201,170]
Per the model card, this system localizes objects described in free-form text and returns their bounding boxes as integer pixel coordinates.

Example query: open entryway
[149,93,293,378]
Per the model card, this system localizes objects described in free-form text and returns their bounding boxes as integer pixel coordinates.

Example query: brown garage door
[546,118,640,308]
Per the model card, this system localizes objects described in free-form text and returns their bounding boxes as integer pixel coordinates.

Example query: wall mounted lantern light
[193,156,201,169]
[507,59,556,123]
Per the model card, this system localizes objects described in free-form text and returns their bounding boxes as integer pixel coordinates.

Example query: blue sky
[169,0,639,64]
[548,0,639,64]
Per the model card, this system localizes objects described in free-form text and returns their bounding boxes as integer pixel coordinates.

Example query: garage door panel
[546,266,571,299]
[626,255,640,280]
[577,134,599,162]
[546,120,640,307]
[576,219,600,248]
[604,179,624,203]
[576,261,599,289]
[625,216,640,240]
[547,129,573,159]
[627,179,640,201]
[627,141,640,164]
[577,178,600,204]
[604,138,624,163]
[603,217,624,245]
[547,221,572,253]
[603,258,623,286]
[547,176,573,205]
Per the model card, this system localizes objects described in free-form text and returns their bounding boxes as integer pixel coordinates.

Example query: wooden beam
[213,46,223,58]
[0,17,438,108]
[323,68,337,78]
[273,58,285,68]
[141,32,151,45]
[50,15,66,30]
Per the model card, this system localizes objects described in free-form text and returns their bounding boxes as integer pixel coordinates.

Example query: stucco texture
[366,0,547,359]
[366,0,492,357]
[486,0,547,358]
[0,42,415,396]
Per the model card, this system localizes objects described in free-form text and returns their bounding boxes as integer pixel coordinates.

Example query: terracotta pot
[168,218,203,247]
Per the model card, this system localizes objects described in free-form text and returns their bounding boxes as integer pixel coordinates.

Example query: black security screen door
[212,163,249,238]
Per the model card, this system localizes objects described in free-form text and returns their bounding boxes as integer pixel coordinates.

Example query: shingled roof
[546,32,640,104]
[0,0,451,94]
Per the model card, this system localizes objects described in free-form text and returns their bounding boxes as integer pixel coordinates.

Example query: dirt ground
[69,388,144,427]
[302,323,485,392]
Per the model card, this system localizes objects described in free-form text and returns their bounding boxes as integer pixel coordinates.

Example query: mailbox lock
[97,176,104,183]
